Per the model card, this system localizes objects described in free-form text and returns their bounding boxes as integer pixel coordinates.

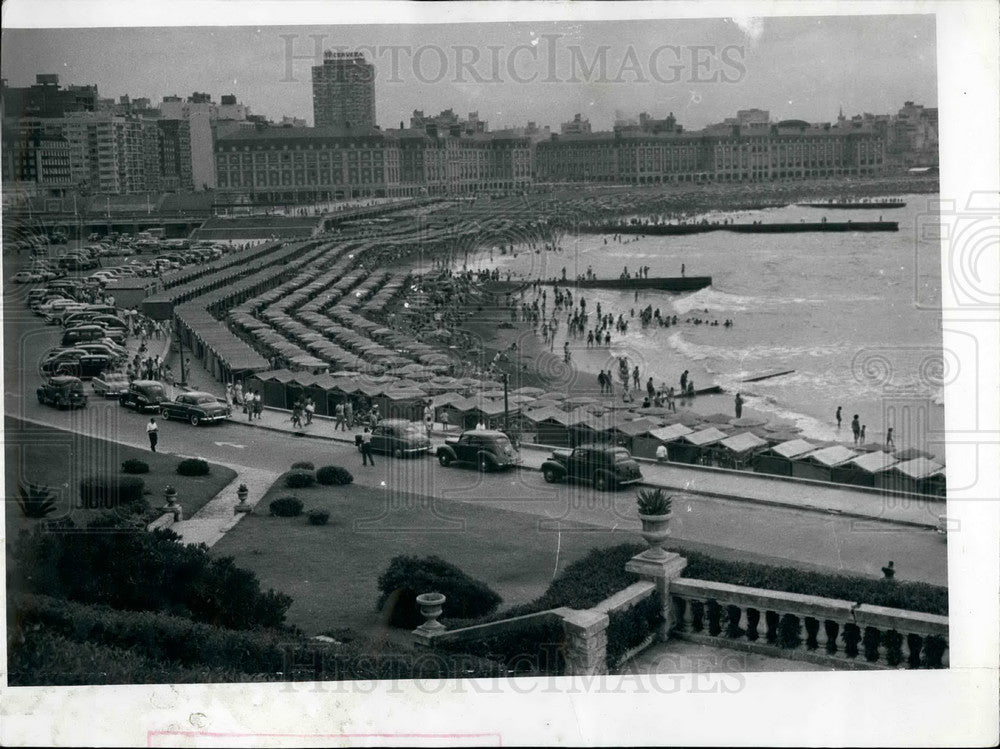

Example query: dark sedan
[363,419,431,458]
[120,380,169,412]
[160,391,231,425]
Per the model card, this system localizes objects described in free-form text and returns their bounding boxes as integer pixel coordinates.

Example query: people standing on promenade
[253,391,263,420]
[423,402,434,438]
[305,397,315,425]
[632,365,641,390]
[291,401,303,428]
[735,392,744,419]
[361,428,375,466]
[886,427,895,450]
[836,406,842,431]
[146,417,159,452]
[598,370,607,394]
[851,414,861,444]
[234,382,243,407]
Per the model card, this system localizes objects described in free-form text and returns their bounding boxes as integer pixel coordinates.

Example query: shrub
[316,465,354,486]
[436,616,566,675]
[307,509,330,526]
[10,517,292,630]
[177,458,210,476]
[269,496,304,517]
[17,481,58,519]
[636,488,672,515]
[376,555,502,628]
[120,458,150,474]
[79,476,145,509]
[291,461,315,471]
[605,592,664,670]
[284,470,314,489]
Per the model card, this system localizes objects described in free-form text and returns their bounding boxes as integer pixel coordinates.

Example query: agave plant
[636,488,672,516]
[17,481,58,519]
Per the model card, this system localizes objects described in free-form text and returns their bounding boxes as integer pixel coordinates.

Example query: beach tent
[876,458,945,495]
[831,450,899,488]
[919,469,947,498]
[636,423,693,461]
[791,445,858,482]
[605,417,660,455]
[753,438,816,477]
[714,431,769,469]
[669,427,728,464]
[524,407,576,446]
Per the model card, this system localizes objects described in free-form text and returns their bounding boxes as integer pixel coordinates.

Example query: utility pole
[502,372,509,435]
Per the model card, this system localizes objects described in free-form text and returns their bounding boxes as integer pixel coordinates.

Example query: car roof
[48,375,82,385]
[462,429,509,438]
[132,379,162,387]
[378,419,417,426]
[184,391,217,398]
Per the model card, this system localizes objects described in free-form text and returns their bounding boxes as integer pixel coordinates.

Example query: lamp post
[502,372,509,434]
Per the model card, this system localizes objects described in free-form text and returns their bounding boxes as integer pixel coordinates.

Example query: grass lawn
[5,416,237,534]
[210,473,638,637]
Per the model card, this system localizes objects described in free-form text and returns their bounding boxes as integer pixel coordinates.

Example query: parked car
[91,372,130,397]
[87,314,128,331]
[36,376,88,409]
[437,429,521,472]
[40,350,113,380]
[72,342,126,362]
[61,325,112,347]
[540,444,644,491]
[119,379,169,412]
[43,302,90,324]
[361,419,432,458]
[11,271,43,283]
[160,391,231,425]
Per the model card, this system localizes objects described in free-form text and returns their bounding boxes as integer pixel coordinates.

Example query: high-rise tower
[311,51,376,129]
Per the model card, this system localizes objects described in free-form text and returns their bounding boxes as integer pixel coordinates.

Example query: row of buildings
[3,61,938,204]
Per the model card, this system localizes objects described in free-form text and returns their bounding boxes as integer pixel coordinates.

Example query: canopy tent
[876,458,946,496]
[831,450,900,488]
[669,427,727,464]
[713,431,769,469]
[791,445,858,482]
[753,438,817,477]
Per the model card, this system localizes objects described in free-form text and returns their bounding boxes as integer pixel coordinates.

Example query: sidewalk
[170,465,279,547]
[227,406,942,530]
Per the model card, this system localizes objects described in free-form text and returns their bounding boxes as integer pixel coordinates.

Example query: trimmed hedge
[494,543,948,619]
[176,458,210,477]
[10,516,292,630]
[291,461,315,471]
[605,592,664,670]
[120,458,150,475]
[269,496,304,517]
[316,465,354,486]
[376,555,502,629]
[285,470,315,489]
[7,593,505,685]
[307,509,330,526]
[79,475,145,509]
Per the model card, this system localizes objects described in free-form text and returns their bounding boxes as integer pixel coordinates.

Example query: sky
[1,14,937,131]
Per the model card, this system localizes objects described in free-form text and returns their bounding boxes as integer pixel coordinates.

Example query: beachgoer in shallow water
[851,415,861,444]
[735,392,744,419]
[886,427,894,449]
[836,406,842,430]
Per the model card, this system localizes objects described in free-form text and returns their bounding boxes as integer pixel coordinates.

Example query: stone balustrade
[669,577,949,669]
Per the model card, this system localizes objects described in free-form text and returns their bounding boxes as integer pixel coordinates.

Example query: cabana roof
[889,458,945,480]
[798,445,858,467]
[769,438,816,459]
[679,427,728,446]
[648,424,693,443]
[848,451,899,474]
[719,431,768,454]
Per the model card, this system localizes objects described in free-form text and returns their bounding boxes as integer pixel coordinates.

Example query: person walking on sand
[423,402,434,439]
[836,406,842,431]
[680,370,689,392]
[886,427,894,450]
[361,427,375,467]
[860,425,866,444]
[735,392,744,419]
[146,417,159,452]
[851,414,861,444]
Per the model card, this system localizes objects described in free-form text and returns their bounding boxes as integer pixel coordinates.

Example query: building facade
[311,51,376,130]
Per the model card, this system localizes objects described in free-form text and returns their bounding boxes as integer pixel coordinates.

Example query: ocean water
[452,194,945,458]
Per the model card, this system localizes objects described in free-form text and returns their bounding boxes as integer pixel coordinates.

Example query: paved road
[4,300,947,585]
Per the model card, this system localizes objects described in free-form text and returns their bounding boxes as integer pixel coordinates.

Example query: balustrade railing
[670,578,948,669]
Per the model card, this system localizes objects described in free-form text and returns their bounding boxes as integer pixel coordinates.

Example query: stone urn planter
[638,513,672,560]
[636,488,673,560]
[234,483,251,514]
[161,485,182,521]
[415,592,446,633]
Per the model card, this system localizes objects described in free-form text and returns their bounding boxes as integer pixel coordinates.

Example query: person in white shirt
[655,444,668,461]
[146,417,159,452]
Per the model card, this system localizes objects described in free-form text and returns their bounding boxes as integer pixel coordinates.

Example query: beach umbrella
[540,391,568,401]
[701,412,733,424]
[564,395,598,407]
[730,416,768,428]
[855,442,885,453]
[513,386,546,396]
[763,418,800,433]
[662,411,703,427]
